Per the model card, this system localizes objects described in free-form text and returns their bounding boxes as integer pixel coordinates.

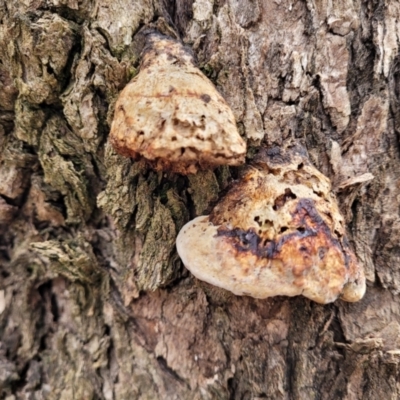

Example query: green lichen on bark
[97,146,144,229]
[188,170,220,215]
[165,188,190,230]
[97,145,187,293]
[31,236,102,283]
[11,12,77,105]
[39,116,95,223]
[14,100,46,146]
[136,199,180,290]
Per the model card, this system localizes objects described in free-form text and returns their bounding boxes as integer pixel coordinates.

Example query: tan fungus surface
[177,147,366,304]
[110,34,246,174]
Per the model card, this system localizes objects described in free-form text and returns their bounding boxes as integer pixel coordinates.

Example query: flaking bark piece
[177,146,366,304]
[110,34,246,174]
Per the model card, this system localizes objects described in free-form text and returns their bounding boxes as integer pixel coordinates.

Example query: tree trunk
[1,0,400,398]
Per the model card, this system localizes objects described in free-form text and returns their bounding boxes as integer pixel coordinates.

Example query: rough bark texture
[1,0,400,399]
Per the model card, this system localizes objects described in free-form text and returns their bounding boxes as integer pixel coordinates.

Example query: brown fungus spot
[109,33,246,175]
[176,147,366,304]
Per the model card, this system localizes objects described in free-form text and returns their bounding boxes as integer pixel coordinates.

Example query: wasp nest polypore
[110,34,246,174]
[176,146,366,304]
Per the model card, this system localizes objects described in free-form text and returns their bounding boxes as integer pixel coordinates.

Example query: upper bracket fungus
[110,33,246,174]
[176,145,366,304]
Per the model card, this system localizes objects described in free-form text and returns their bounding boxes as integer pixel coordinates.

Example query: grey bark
[1,0,400,399]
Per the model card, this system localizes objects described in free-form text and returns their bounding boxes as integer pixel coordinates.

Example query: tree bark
[1,0,400,399]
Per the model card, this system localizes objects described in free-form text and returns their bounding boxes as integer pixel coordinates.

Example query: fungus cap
[176,147,366,304]
[110,34,246,174]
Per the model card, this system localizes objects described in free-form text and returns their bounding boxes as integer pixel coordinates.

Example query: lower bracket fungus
[110,33,246,174]
[176,146,366,304]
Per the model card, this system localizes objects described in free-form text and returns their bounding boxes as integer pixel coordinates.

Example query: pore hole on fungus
[273,188,297,210]
[268,168,281,176]
[254,216,262,226]
[264,219,273,229]
[323,212,333,223]
[313,190,324,197]
[187,146,200,155]
[262,238,271,246]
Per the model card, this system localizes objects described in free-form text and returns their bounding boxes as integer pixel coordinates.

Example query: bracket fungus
[110,33,246,174]
[177,146,366,304]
